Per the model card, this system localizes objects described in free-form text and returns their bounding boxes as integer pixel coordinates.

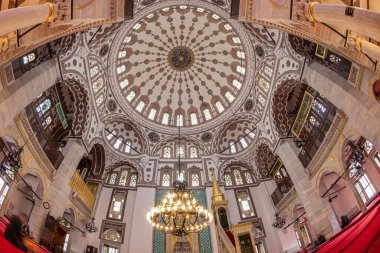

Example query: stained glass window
[309,115,320,127]
[259,78,269,92]
[312,100,326,115]
[136,101,145,112]
[36,99,51,117]
[90,66,99,77]
[191,174,200,187]
[190,147,198,158]
[230,142,236,154]
[148,109,157,120]
[232,80,242,89]
[264,66,273,77]
[176,144,185,158]
[234,170,243,185]
[215,102,224,113]
[162,174,170,187]
[225,174,233,186]
[93,79,104,92]
[203,109,212,120]
[162,113,169,125]
[119,170,128,186]
[108,192,126,219]
[176,114,183,126]
[225,92,235,103]
[109,173,117,184]
[364,140,373,155]
[22,53,36,64]
[237,191,255,218]
[43,116,52,128]
[190,113,198,125]
[163,147,171,158]
[245,172,253,183]
[126,91,135,102]
[129,174,137,187]
[96,94,104,106]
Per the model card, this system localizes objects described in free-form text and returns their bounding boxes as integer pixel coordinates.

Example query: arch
[89,143,105,179]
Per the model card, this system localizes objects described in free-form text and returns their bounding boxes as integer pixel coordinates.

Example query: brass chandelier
[146,123,213,236]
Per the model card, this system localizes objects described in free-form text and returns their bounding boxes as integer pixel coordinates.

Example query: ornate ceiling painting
[59,0,305,185]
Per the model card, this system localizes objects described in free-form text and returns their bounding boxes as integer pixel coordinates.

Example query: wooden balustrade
[69,171,96,210]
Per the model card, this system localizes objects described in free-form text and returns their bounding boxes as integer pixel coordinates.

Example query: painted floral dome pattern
[114,5,247,128]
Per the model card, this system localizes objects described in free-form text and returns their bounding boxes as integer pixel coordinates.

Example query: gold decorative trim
[268,0,288,9]
[70,170,96,210]
[308,2,319,23]
[44,3,55,23]
[75,0,97,10]
[291,91,314,138]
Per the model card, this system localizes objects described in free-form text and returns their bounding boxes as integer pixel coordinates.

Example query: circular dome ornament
[107,99,118,112]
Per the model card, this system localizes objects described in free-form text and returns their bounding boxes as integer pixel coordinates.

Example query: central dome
[111,3,252,133]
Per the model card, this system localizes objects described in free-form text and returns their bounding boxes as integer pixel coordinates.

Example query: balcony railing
[70,171,96,210]
[271,179,294,206]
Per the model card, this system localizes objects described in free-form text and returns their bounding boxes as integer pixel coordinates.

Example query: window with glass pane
[63,231,70,252]
[163,147,171,158]
[373,152,380,168]
[312,100,326,115]
[36,99,52,117]
[124,141,131,154]
[264,66,273,77]
[230,142,236,154]
[162,174,170,187]
[215,102,224,113]
[245,172,253,184]
[162,113,169,125]
[176,114,183,126]
[259,78,269,92]
[136,101,145,112]
[236,66,245,75]
[90,66,99,77]
[191,174,200,187]
[109,173,117,184]
[225,92,235,103]
[234,170,243,185]
[309,115,320,127]
[22,53,36,64]
[190,147,198,158]
[113,139,122,149]
[237,190,255,218]
[190,113,198,125]
[148,109,157,120]
[364,140,373,155]
[176,144,185,158]
[43,116,52,128]
[118,170,128,186]
[245,129,256,139]
[107,130,116,140]
[103,244,119,253]
[129,174,137,187]
[203,109,212,120]
[0,177,9,208]
[126,91,135,102]
[354,173,376,203]
[225,174,233,186]
[232,80,242,90]
[240,138,248,149]
[108,191,126,220]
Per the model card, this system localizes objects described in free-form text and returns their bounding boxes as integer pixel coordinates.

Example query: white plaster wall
[225,189,241,225]
[206,187,218,253]
[121,190,137,253]
[249,181,284,253]
[277,228,300,253]
[128,187,155,253]
[70,228,87,253]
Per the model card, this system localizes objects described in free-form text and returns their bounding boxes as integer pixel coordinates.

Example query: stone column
[305,3,380,42]
[0,3,57,37]
[304,62,380,151]
[277,141,340,239]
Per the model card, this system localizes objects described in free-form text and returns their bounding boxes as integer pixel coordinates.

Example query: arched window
[234,170,243,185]
[162,113,169,125]
[118,50,127,58]
[90,66,99,77]
[148,109,157,120]
[163,147,171,158]
[118,170,128,186]
[129,174,137,187]
[113,139,122,149]
[312,100,326,115]
[191,174,200,187]
[232,37,241,44]
[245,172,253,184]
[124,36,131,43]
[126,91,135,102]
[245,129,256,139]
[36,98,51,117]
[236,51,245,59]
[215,102,224,113]
[237,190,255,218]
[43,116,52,128]
[232,80,242,90]
[176,114,183,126]
[225,174,233,186]
[236,66,245,75]
[120,79,129,89]
[124,141,131,154]
[230,141,236,154]
[176,144,185,158]
[136,101,145,112]
[190,113,198,125]
[162,174,170,187]
[240,138,248,148]
[22,53,36,64]
[107,130,116,140]
[190,147,198,158]
[101,229,122,243]
[108,191,126,220]
[225,92,235,103]
[109,173,117,184]
[116,65,126,74]
[203,109,212,120]
[224,24,232,30]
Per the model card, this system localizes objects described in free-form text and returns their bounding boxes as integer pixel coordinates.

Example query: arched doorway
[293,204,313,250]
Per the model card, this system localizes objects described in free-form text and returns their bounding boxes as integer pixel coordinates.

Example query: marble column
[0,3,57,37]
[277,141,340,239]
[305,3,380,42]
[304,62,380,151]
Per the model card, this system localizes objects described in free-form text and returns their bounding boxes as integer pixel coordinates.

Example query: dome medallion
[110,2,254,135]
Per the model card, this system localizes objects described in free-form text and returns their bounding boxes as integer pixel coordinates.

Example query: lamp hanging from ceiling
[146,124,213,236]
